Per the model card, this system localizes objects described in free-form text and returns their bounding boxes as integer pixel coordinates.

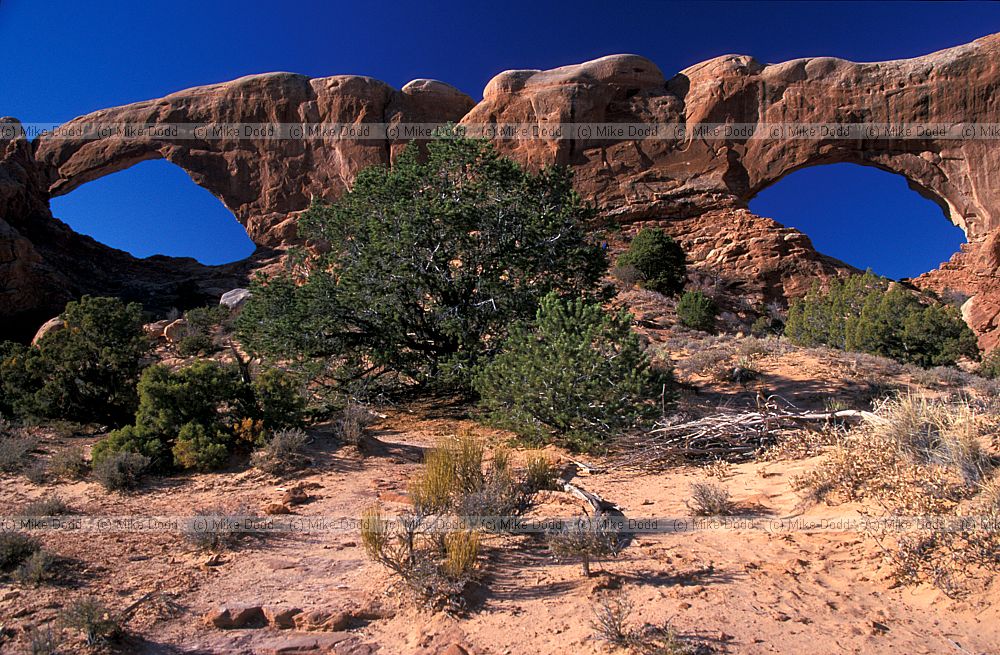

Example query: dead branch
[613,405,873,470]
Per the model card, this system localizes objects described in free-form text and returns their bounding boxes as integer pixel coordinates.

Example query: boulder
[144,319,171,339]
[204,605,267,629]
[263,606,303,629]
[293,609,352,632]
[163,318,188,343]
[30,317,64,345]
[220,288,252,310]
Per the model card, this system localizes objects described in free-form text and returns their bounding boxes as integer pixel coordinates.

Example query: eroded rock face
[4,34,1000,346]
[34,73,476,246]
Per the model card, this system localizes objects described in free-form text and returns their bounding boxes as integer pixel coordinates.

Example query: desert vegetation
[0,135,997,654]
[785,271,978,367]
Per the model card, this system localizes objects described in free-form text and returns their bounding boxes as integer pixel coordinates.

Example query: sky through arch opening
[49,159,257,266]
[749,163,965,280]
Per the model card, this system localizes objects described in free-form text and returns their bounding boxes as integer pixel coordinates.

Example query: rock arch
[4,33,1000,345]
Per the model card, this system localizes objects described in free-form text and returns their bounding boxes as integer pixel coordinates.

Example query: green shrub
[615,228,687,296]
[92,424,164,468]
[252,368,306,429]
[92,451,150,492]
[0,531,40,572]
[172,422,230,471]
[0,296,150,425]
[979,349,1000,379]
[676,291,717,332]
[92,361,240,471]
[475,294,670,452]
[237,135,608,390]
[93,361,305,473]
[175,305,232,356]
[176,333,216,357]
[785,272,979,367]
[750,315,783,337]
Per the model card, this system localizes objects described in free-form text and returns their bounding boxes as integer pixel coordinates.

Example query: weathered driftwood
[612,404,874,469]
[557,467,633,550]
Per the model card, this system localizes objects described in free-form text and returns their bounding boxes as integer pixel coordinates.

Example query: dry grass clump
[14,550,57,586]
[548,515,620,577]
[879,395,989,484]
[736,336,787,358]
[796,394,999,595]
[674,347,734,378]
[19,495,73,517]
[523,451,558,492]
[442,530,481,579]
[59,597,122,646]
[0,531,41,573]
[760,425,842,461]
[724,355,761,387]
[92,451,149,493]
[409,432,550,521]
[49,446,88,480]
[251,427,310,475]
[26,625,63,655]
[361,504,480,611]
[334,401,376,445]
[0,418,37,473]
[797,394,991,512]
[687,482,737,516]
[881,477,1000,597]
[182,504,263,551]
[363,434,553,609]
[592,590,702,654]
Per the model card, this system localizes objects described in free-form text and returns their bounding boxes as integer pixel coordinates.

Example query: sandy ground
[1,346,998,655]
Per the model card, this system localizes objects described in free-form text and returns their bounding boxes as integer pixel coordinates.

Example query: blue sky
[0,1,994,272]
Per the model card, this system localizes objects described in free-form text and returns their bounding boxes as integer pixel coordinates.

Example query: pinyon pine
[474,293,671,452]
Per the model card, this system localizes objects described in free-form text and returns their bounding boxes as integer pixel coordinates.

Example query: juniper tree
[615,227,687,296]
[237,136,608,390]
[785,271,979,367]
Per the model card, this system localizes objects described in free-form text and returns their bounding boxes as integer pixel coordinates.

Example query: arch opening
[49,159,257,266]
[749,163,965,281]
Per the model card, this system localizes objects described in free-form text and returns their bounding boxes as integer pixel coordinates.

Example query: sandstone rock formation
[3,34,1000,346]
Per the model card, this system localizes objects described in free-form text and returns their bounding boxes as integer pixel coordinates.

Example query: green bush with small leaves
[0,296,150,425]
[676,291,717,332]
[474,294,671,453]
[615,228,687,296]
[92,361,241,471]
[172,422,230,471]
[750,315,783,337]
[785,272,979,367]
[978,349,1000,379]
[252,368,307,429]
[175,305,233,356]
[92,361,306,473]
